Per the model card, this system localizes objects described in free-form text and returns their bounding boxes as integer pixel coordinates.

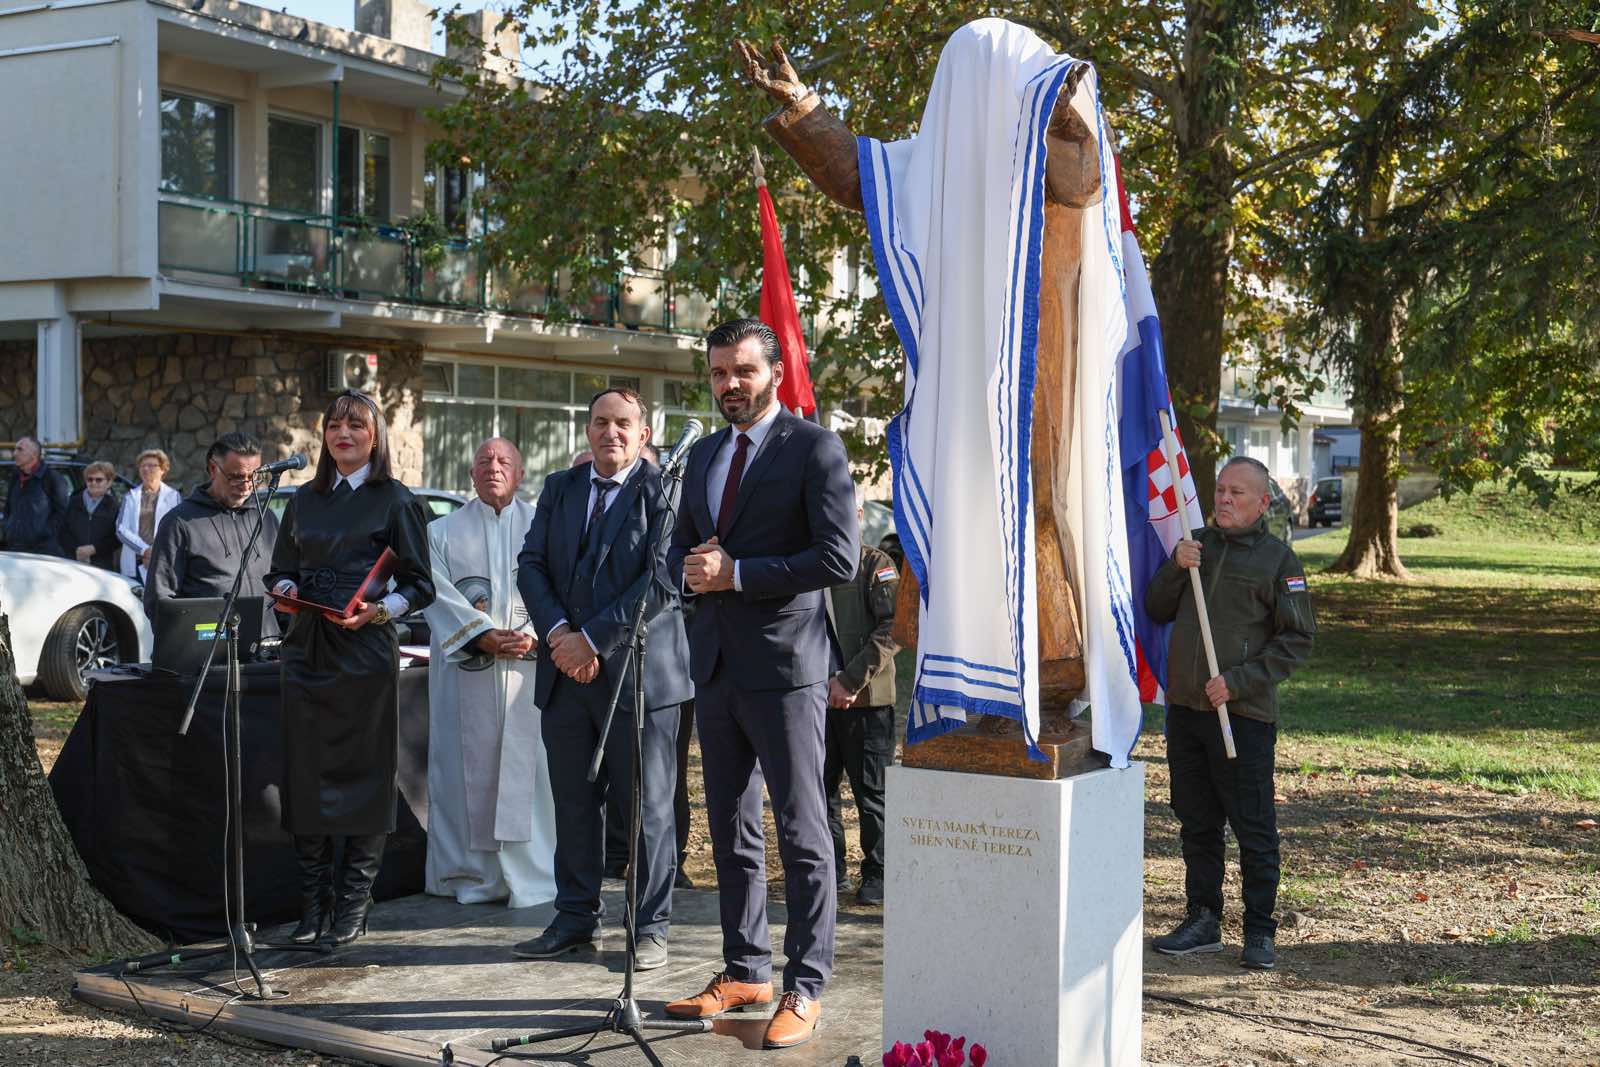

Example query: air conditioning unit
[326,350,380,396]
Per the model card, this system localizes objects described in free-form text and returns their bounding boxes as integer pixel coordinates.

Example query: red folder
[268,548,398,621]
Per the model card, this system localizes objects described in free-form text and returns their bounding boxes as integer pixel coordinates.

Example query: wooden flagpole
[1159,410,1237,759]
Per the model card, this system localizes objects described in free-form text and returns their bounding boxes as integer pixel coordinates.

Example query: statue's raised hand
[734,39,811,107]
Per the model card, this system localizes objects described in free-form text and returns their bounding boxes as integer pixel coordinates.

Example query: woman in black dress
[265,390,434,945]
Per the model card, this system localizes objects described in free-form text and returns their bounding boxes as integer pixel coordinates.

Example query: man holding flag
[1114,163,1317,971]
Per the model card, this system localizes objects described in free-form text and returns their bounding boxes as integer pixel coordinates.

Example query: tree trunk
[0,613,156,955]
[1150,212,1231,513]
[1146,2,1253,515]
[1327,299,1411,579]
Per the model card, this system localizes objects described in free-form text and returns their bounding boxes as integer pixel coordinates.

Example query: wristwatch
[371,603,392,626]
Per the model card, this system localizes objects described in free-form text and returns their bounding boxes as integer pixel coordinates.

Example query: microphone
[254,453,309,477]
[660,418,704,472]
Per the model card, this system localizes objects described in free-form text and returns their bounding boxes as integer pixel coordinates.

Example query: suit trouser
[1166,705,1280,936]
[542,673,680,939]
[675,699,695,864]
[696,670,833,1000]
[823,704,894,883]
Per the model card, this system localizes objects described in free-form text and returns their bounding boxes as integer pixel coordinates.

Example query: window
[337,126,392,222]
[268,116,321,214]
[422,362,667,493]
[160,93,233,199]
[424,164,479,237]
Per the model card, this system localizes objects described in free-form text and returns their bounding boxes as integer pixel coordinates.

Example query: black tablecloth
[48,663,431,943]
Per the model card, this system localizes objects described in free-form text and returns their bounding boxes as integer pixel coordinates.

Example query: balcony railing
[157,193,727,337]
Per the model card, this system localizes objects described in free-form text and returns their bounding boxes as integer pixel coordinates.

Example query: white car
[0,552,153,701]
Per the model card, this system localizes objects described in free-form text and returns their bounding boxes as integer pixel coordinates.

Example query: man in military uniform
[1145,456,1316,970]
[824,486,900,907]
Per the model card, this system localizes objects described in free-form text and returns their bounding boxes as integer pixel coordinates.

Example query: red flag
[756,165,817,418]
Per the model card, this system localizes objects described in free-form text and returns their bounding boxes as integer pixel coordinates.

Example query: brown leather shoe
[762,991,820,1049]
[663,972,774,1019]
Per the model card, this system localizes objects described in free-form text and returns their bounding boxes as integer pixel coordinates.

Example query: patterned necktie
[580,476,617,555]
[716,433,751,541]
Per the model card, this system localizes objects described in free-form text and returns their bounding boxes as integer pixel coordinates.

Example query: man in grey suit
[663,319,858,1049]
[515,388,692,970]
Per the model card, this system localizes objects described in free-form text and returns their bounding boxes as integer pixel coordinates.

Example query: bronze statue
[736,40,1108,776]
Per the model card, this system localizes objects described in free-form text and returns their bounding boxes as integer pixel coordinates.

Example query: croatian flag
[1114,155,1203,703]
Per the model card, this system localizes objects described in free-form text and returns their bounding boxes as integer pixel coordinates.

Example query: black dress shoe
[855,875,884,906]
[634,933,669,971]
[604,857,628,879]
[1240,932,1277,970]
[1152,907,1223,955]
[512,926,598,959]
[674,868,696,890]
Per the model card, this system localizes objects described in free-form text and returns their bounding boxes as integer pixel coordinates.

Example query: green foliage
[426,1,1383,471]
[1271,1,1600,491]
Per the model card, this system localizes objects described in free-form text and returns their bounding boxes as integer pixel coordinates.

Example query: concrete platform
[73,884,884,1065]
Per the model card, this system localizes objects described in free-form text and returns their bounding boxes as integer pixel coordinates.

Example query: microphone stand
[479,457,708,1065]
[121,469,327,999]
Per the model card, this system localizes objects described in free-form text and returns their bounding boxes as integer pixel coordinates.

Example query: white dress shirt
[273,463,408,618]
[698,402,781,593]
[548,456,643,648]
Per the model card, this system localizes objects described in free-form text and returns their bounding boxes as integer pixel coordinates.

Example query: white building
[0,0,717,494]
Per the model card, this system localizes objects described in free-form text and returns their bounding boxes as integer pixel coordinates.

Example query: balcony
[157,193,722,336]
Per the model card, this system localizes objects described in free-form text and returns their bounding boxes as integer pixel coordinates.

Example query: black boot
[326,834,386,946]
[287,835,334,944]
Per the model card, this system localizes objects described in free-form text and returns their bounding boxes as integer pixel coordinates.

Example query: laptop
[152,596,267,676]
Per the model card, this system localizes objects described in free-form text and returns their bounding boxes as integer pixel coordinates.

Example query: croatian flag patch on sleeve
[874,566,899,584]
[1284,575,1308,594]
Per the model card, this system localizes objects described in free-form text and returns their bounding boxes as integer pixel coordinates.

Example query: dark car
[1265,479,1295,544]
[1306,476,1342,527]
[0,454,134,548]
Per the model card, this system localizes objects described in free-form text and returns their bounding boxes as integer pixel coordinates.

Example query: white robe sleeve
[423,518,494,659]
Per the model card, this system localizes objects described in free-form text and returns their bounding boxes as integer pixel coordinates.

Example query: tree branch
[1231,133,1348,192]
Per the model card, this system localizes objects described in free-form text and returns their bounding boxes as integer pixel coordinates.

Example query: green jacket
[1144,516,1315,723]
[827,544,900,708]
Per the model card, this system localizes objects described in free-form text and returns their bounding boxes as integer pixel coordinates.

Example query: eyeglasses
[220,471,255,485]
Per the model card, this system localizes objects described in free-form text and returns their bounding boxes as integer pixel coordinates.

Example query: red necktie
[716,433,750,541]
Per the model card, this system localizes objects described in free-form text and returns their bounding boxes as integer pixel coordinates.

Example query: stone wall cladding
[0,333,424,489]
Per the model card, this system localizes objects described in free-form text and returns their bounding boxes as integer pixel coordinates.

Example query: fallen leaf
[1575,819,1597,830]
[1273,794,1287,803]
[1399,926,1412,943]
[1349,859,1368,871]
[1413,891,1429,902]
[1442,927,1465,940]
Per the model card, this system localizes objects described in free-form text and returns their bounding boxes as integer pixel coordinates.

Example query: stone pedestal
[882,763,1144,1066]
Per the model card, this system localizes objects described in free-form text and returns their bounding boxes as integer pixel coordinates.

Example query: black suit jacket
[668,410,859,691]
[517,461,692,712]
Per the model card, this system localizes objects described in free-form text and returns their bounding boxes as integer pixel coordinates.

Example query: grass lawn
[1278,481,1600,800]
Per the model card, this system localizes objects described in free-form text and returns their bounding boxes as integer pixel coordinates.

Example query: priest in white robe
[423,437,557,908]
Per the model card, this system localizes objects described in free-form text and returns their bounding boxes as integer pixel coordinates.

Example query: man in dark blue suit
[515,388,691,970]
[663,319,858,1049]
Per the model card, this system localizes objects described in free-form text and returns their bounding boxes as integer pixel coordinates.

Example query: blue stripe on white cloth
[922,653,1018,678]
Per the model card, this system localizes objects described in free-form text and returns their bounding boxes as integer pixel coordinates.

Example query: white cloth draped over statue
[860,18,1144,765]
[423,497,557,908]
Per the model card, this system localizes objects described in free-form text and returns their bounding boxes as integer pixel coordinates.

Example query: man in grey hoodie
[143,432,278,612]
